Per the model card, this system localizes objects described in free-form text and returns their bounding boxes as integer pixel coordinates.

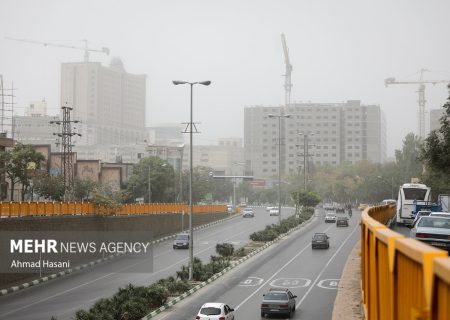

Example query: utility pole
[50,105,81,200]
[297,133,315,190]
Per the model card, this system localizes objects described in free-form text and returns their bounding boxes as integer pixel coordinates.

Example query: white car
[266,206,275,212]
[242,207,254,218]
[195,302,235,320]
[269,208,280,216]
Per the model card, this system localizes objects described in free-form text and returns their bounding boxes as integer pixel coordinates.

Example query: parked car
[173,233,189,249]
[269,208,280,216]
[226,204,234,214]
[260,288,297,318]
[336,217,349,227]
[242,207,254,218]
[195,302,235,320]
[325,213,336,223]
[266,206,276,212]
[311,232,330,249]
[410,216,450,250]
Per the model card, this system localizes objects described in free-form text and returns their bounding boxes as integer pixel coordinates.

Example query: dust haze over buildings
[1,0,450,157]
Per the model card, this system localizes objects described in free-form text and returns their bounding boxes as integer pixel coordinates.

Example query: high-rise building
[182,139,244,175]
[60,58,146,146]
[26,99,47,117]
[430,108,445,132]
[244,100,386,180]
[147,124,184,146]
[14,114,60,148]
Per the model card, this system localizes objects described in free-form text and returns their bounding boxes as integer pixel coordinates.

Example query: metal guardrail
[0,202,227,218]
[361,204,450,320]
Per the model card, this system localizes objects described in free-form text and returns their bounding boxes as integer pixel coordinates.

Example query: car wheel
[261,312,265,317]
[173,246,176,249]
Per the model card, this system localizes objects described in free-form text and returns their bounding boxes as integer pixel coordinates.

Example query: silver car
[410,216,450,250]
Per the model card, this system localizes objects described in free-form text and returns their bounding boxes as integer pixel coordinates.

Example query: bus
[396,183,431,225]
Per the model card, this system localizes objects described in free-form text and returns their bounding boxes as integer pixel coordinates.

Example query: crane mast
[385,68,450,138]
[5,37,110,62]
[281,33,293,107]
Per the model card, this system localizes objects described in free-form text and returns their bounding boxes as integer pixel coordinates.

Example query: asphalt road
[152,209,361,320]
[0,207,294,320]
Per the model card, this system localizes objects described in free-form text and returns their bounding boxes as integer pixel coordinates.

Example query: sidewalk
[332,240,364,320]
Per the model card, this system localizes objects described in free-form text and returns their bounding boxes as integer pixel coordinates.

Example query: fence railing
[361,204,450,320]
[0,202,227,218]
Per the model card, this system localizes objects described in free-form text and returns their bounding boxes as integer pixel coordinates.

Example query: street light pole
[173,80,211,281]
[298,132,314,190]
[268,113,291,224]
[148,163,152,203]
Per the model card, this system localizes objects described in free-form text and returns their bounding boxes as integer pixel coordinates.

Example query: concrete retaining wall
[0,212,228,289]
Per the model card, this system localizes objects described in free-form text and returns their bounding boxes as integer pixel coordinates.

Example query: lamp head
[199,81,211,86]
[284,114,292,118]
[268,114,275,118]
[172,80,188,85]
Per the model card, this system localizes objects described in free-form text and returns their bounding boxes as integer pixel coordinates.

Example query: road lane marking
[317,279,340,289]
[270,278,311,288]
[238,277,264,287]
[296,223,359,308]
[234,225,333,311]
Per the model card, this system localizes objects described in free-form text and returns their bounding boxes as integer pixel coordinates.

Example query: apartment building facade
[244,100,386,180]
[60,58,146,146]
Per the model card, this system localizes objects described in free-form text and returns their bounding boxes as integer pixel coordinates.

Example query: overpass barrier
[361,204,450,320]
[0,202,227,218]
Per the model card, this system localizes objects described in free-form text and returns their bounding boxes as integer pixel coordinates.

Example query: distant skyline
[1,0,449,157]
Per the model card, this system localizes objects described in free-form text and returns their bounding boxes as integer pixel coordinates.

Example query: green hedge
[250,208,314,242]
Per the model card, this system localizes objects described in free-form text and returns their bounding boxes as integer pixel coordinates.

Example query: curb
[0,212,240,297]
[142,212,315,319]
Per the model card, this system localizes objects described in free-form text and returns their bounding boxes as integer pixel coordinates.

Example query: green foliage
[33,173,65,201]
[292,189,321,207]
[126,157,175,203]
[73,178,98,201]
[249,211,313,242]
[215,243,234,259]
[0,144,45,200]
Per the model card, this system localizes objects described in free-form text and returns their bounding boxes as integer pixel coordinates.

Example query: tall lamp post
[268,113,291,224]
[173,80,211,281]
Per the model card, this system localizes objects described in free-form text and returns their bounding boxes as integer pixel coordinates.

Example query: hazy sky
[1,0,449,157]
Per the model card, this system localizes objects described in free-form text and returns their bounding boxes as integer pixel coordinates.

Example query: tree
[73,178,97,201]
[395,132,423,183]
[33,173,65,201]
[126,157,175,203]
[292,189,321,208]
[0,144,45,200]
[421,85,450,173]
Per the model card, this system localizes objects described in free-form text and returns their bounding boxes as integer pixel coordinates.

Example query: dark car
[312,232,330,249]
[261,288,297,318]
[172,233,189,249]
[336,217,349,227]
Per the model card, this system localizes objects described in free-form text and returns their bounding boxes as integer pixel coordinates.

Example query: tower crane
[385,68,450,138]
[281,33,293,107]
[5,37,110,62]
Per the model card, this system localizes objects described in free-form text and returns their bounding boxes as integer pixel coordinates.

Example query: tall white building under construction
[60,58,146,146]
[244,100,386,180]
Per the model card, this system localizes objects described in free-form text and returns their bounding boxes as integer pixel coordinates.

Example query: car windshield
[417,217,450,229]
[176,234,188,240]
[200,307,221,315]
[314,234,327,240]
[264,292,288,300]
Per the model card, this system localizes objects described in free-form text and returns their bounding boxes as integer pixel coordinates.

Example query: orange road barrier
[0,201,226,217]
[361,204,450,320]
